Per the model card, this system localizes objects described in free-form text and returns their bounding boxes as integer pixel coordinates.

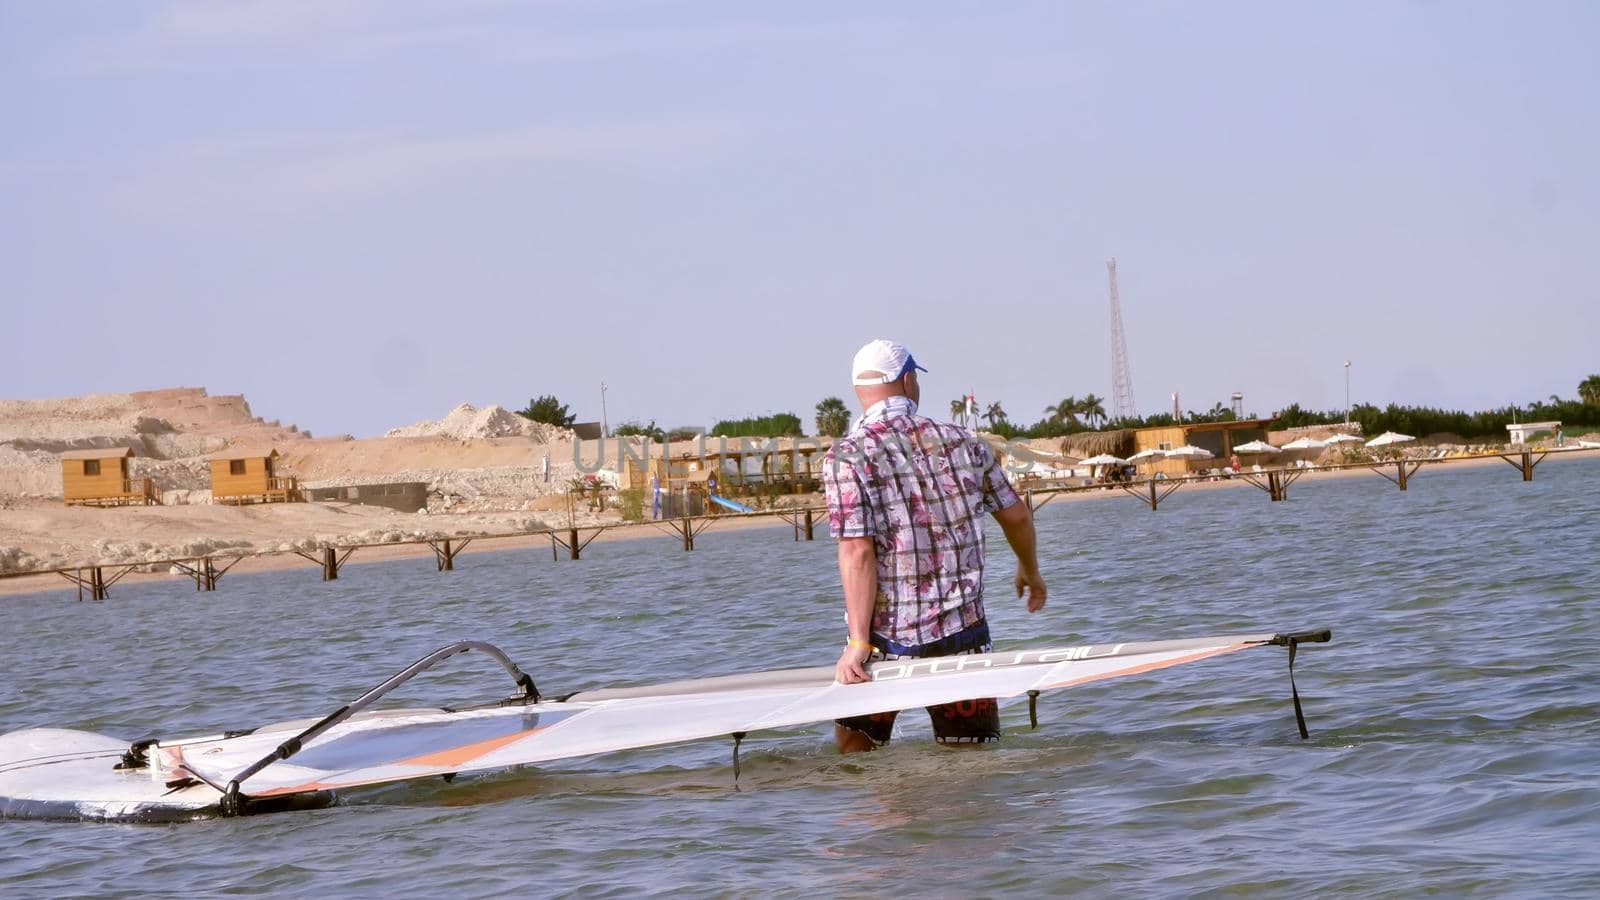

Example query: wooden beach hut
[60,448,158,506]
[208,447,302,504]
[1130,419,1275,477]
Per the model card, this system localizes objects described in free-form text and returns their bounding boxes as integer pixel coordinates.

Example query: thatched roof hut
[1059,429,1134,459]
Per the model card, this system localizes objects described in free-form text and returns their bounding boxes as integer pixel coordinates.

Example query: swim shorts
[835,624,1001,745]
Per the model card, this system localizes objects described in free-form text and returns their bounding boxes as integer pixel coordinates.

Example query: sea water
[4,456,1599,897]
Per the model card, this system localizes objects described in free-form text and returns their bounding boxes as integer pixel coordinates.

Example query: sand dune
[0,388,604,574]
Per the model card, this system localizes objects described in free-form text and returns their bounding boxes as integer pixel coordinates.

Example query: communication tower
[1107,258,1137,422]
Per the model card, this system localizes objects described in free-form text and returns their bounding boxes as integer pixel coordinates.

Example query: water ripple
[4,458,1600,896]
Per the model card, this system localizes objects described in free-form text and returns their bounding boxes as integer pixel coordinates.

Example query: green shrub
[710,413,803,437]
[618,488,646,521]
[517,395,576,427]
[612,420,666,441]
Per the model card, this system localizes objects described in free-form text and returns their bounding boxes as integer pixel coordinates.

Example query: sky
[3,1,1597,438]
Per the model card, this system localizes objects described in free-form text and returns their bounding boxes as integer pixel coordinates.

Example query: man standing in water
[822,339,1047,751]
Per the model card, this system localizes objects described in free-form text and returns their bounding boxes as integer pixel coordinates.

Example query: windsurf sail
[144,630,1330,815]
[0,631,1330,821]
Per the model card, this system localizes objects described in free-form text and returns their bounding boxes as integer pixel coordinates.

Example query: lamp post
[600,382,609,438]
[1344,361,1351,426]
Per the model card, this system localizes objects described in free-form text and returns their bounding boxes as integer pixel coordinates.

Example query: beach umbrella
[1366,431,1415,448]
[1233,440,1281,454]
[1324,433,1364,445]
[1282,436,1327,450]
[1078,453,1128,467]
[1127,448,1165,462]
[1165,445,1214,459]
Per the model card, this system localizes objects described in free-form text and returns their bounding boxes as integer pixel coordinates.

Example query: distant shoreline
[7,451,1585,600]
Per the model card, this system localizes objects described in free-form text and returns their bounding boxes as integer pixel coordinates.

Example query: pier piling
[172,556,234,591]
[548,526,605,561]
[1495,448,1547,482]
[429,538,472,572]
[549,528,582,560]
[1491,445,1542,480]
[291,546,355,580]
[1370,460,1423,492]
[1240,468,1302,502]
[651,516,710,553]
[58,564,127,601]
[1116,477,1183,510]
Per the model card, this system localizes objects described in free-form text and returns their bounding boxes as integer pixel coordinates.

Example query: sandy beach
[3,386,1593,598]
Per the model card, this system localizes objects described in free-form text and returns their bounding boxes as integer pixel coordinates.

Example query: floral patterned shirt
[822,397,1021,652]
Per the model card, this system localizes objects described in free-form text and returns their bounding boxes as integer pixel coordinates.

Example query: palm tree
[1581,375,1600,407]
[984,401,1008,428]
[814,396,850,437]
[1045,396,1081,425]
[1079,394,1107,429]
[950,399,967,423]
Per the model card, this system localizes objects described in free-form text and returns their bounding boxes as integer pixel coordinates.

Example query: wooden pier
[1238,467,1303,502]
[549,526,608,561]
[4,445,1595,601]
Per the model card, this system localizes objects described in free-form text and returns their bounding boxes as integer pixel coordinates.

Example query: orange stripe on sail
[247,726,547,797]
[253,780,346,796]
[400,726,545,769]
[1039,644,1249,691]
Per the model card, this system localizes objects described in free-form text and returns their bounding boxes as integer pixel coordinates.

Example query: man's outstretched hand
[835,645,871,684]
[1016,566,1047,613]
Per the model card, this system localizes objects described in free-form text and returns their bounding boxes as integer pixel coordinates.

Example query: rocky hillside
[0,388,581,510]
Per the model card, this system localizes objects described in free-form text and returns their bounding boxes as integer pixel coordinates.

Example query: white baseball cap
[850,339,927,386]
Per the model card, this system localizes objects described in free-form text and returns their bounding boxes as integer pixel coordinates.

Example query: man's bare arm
[994,501,1046,612]
[835,536,878,684]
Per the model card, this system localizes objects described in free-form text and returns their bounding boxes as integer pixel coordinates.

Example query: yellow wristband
[847,638,874,652]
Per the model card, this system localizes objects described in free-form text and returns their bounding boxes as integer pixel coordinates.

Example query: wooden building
[1132,419,1274,477]
[613,442,725,494]
[60,448,158,506]
[208,447,302,504]
[613,436,833,494]
[305,482,429,512]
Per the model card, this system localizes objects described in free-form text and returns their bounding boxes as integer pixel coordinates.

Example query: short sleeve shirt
[822,399,1021,650]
